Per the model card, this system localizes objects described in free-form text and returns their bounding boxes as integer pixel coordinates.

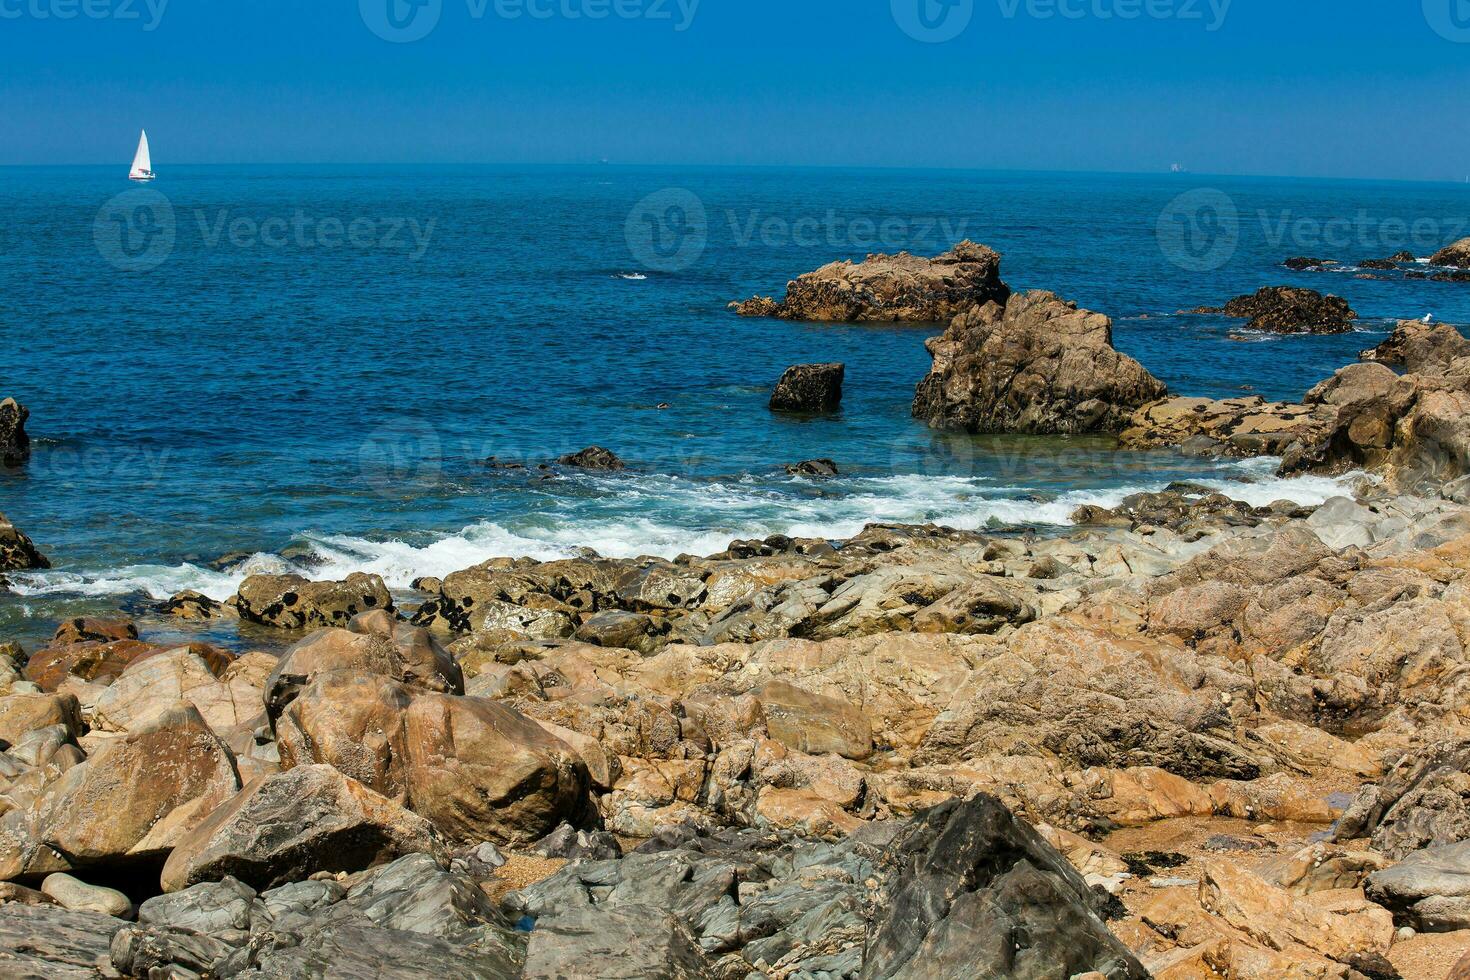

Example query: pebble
[40,873,133,918]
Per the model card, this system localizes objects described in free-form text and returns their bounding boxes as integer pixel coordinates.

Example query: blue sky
[2,1,1467,180]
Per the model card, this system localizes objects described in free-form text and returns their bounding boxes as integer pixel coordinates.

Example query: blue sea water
[3,164,1470,638]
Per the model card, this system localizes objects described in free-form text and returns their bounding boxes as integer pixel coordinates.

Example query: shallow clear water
[3,164,1469,635]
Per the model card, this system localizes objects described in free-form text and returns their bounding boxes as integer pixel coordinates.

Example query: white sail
[129,130,154,181]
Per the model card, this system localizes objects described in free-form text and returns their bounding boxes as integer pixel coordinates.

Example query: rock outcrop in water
[0,512,48,572]
[731,240,1010,323]
[912,290,1168,434]
[1432,237,1470,268]
[1191,286,1358,333]
[769,362,844,412]
[557,446,626,471]
[0,398,28,467]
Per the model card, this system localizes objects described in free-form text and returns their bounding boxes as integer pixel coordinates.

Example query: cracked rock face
[912,290,1168,435]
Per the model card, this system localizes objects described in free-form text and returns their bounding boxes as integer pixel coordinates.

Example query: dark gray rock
[110,924,237,978]
[859,795,1148,980]
[231,923,521,980]
[138,876,264,938]
[0,903,127,979]
[770,363,844,413]
[532,823,624,862]
[1366,840,1470,932]
[1334,739,1470,858]
[522,905,716,979]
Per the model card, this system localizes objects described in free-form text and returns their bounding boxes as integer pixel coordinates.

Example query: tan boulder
[1198,859,1393,962]
[22,639,159,693]
[277,673,590,846]
[0,693,81,747]
[754,787,864,837]
[90,646,269,737]
[754,680,873,760]
[264,620,462,720]
[36,702,240,865]
[160,764,446,892]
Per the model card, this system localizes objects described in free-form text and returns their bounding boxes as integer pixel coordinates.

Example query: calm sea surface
[4,164,1470,637]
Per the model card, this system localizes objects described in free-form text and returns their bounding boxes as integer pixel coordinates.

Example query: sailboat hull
[128,174,156,182]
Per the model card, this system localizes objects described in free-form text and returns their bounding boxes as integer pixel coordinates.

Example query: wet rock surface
[0,398,29,468]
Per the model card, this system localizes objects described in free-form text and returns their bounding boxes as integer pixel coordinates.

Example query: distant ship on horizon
[1170,162,1189,174]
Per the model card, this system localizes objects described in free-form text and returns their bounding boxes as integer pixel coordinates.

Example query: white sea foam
[4,462,1367,602]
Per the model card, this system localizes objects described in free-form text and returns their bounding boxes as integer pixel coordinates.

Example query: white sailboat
[128,130,155,182]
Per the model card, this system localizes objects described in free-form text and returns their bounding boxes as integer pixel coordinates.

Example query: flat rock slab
[0,903,126,979]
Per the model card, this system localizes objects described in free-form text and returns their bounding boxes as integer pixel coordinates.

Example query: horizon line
[3,160,1470,187]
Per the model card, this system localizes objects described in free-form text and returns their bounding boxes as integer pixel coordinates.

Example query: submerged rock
[1283,256,1335,271]
[912,290,1168,434]
[0,398,29,467]
[558,446,626,471]
[784,458,839,477]
[1193,286,1357,333]
[731,240,1010,324]
[0,511,48,572]
[769,363,844,413]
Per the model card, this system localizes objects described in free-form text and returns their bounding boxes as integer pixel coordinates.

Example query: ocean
[4,164,1469,644]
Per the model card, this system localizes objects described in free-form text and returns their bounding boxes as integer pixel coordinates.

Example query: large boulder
[0,692,81,746]
[22,638,163,693]
[276,672,592,845]
[523,906,716,979]
[1194,286,1357,333]
[731,240,1010,324]
[91,647,272,739]
[860,795,1148,979]
[769,362,844,413]
[558,446,626,471]
[264,616,463,721]
[0,511,48,572]
[1432,236,1470,268]
[1334,739,1470,858]
[1361,319,1470,374]
[912,290,1168,434]
[230,572,393,630]
[160,764,448,892]
[35,702,241,867]
[1366,840,1470,931]
[0,398,28,467]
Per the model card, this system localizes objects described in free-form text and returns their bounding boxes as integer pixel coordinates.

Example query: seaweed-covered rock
[1194,286,1357,334]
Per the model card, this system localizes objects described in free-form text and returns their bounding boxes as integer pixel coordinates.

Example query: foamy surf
[2,461,1368,603]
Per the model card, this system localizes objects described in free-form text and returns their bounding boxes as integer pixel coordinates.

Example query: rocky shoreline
[6,243,1470,977]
